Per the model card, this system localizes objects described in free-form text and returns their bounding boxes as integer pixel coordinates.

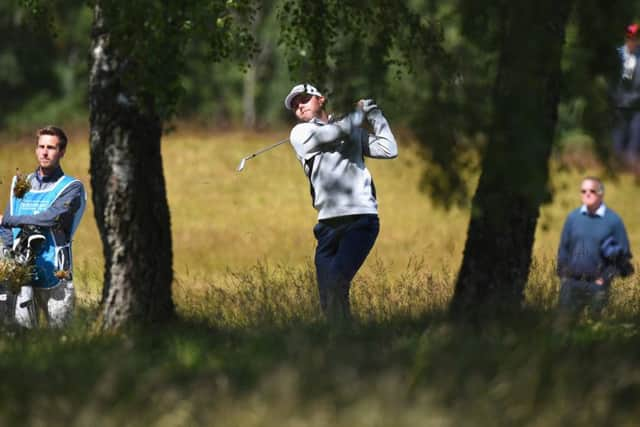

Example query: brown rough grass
[1,128,640,321]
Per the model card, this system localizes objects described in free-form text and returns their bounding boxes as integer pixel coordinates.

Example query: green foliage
[176,0,293,127]
[402,1,491,207]
[0,1,70,130]
[90,0,258,121]
[276,0,486,206]
[5,0,640,201]
[277,0,447,112]
[0,0,92,132]
[560,2,640,167]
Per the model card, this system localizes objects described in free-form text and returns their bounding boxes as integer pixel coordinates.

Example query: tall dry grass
[2,129,640,427]
[2,128,640,322]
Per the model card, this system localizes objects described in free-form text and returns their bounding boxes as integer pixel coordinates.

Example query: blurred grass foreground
[1,129,640,426]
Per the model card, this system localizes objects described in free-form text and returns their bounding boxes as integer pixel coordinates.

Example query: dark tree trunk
[89,4,175,329]
[451,1,574,316]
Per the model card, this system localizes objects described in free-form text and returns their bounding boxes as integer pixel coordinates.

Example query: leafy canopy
[21,0,258,121]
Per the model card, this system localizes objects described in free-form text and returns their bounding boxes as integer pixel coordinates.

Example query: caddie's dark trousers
[612,109,640,167]
[313,214,379,322]
[558,278,610,316]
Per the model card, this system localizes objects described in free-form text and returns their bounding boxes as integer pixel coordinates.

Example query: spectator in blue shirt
[556,177,633,315]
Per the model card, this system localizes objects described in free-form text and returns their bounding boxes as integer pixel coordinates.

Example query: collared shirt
[33,166,63,187]
[580,203,606,217]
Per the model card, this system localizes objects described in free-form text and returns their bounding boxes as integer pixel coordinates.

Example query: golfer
[284,83,398,322]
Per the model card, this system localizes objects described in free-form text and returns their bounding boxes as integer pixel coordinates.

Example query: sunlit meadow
[1,128,639,426]
[2,128,639,318]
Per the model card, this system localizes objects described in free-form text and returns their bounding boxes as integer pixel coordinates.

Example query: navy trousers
[313,214,379,320]
[612,109,640,166]
[558,278,609,316]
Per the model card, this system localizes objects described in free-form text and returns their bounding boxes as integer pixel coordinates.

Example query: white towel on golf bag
[14,281,75,328]
[14,286,37,328]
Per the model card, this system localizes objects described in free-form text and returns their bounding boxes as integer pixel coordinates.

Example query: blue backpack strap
[50,176,86,237]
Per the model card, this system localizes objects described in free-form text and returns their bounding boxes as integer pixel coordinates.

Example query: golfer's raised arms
[361,108,397,159]
[289,110,362,159]
[289,107,397,161]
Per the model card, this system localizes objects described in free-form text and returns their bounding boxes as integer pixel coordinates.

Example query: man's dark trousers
[558,278,610,315]
[612,109,640,165]
[313,214,379,322]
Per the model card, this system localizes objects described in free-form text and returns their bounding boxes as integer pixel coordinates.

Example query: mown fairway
[1,128,640,426]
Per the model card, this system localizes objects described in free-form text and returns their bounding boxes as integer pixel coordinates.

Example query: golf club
[236,137,290,172]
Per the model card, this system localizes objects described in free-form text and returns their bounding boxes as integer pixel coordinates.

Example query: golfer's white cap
[284,83,323,110]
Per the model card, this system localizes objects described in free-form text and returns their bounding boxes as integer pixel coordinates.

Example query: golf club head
[237,157,247,172]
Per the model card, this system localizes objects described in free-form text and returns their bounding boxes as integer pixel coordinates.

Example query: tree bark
[243,64,257,129]
[451,1,574,316]
[89,3,175,329]
[242,3,271,129]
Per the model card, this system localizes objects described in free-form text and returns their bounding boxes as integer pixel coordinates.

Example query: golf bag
[0,225,46,327]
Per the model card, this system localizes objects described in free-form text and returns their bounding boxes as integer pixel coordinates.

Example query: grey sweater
[557,205,631,282]
[289,108,398,220]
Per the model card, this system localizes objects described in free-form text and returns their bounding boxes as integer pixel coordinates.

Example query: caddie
[284,83,398,323]
[0,126,86,327]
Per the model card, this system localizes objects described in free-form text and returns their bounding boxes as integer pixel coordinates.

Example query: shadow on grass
[2,260,640,426]
[1,305,640,427]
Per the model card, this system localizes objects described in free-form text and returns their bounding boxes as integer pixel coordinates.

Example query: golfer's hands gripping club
[343,99,379,133]
[358,99,379,114]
